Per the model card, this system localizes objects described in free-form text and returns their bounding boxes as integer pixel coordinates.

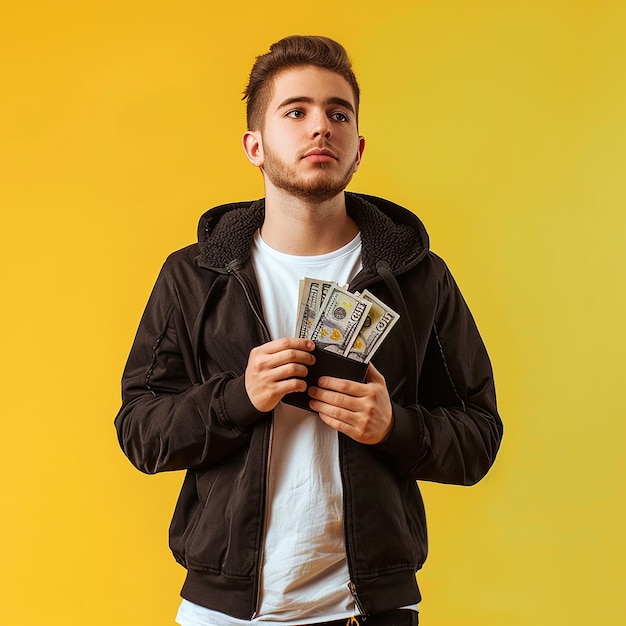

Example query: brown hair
[243,35,360,130]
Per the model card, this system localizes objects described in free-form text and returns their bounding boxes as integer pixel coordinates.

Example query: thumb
[365,362,384,384]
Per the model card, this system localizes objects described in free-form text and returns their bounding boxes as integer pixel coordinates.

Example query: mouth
[302,148,338,163]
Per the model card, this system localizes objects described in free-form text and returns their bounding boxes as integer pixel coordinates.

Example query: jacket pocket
[344,442,427,578]
[180,445,265,580]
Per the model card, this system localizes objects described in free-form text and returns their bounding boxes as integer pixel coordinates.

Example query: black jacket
[115,193,503,618]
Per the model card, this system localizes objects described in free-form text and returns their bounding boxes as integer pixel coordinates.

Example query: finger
[251,346,315,373]
[365,362,384,384]
[269,348,316,369]
[264,337,315,355]
[271,361,310,382]
[314,402,390,445]
[308,385,359,412]
[315,409,357,437]
[276,377,308,395]
[251,376,309,412]
[315,375,363,397]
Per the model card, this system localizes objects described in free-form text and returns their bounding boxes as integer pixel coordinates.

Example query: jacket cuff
[374,403,426,459]
[222,375,271,430]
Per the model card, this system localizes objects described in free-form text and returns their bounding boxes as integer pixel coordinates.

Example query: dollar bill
[295,277,336,338]
[344,289,400,362]
[309,285,372,354]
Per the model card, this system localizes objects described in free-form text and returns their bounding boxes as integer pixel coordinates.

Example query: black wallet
[282,347,369,411]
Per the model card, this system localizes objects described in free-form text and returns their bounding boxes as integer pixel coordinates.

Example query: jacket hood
[197,193,430,274]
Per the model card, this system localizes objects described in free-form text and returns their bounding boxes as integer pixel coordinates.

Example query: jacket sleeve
[114,261,269,475]
[376,263,503,485]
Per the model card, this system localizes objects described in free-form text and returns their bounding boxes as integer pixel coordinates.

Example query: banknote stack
[295,277,400,363]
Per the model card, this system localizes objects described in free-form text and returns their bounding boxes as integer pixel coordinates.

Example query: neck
[260,187,359,255]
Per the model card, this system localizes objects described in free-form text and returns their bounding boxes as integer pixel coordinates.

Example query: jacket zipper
[348,581,367,616]
[233,264,370,617]
[339,435,367,617]
[229,264,270,340]
[229,266,273,619]
[252,419,273,618]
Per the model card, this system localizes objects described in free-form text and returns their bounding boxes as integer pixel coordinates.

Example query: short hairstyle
[243,35,360,130]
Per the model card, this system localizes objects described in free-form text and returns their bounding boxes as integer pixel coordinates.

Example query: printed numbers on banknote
[309,285,372,355]
[295,277,336,338]
[345,290,400,362]
[295,277,400,362]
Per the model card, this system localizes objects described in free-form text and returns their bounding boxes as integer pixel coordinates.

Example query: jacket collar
[196,193,429,274]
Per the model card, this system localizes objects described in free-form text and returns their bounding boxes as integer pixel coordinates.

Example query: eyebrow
[276,96,356,115]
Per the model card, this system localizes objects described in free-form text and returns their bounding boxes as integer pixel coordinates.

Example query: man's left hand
[308,363,393,445]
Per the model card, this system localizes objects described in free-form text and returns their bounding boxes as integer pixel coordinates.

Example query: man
[115,35,502,626]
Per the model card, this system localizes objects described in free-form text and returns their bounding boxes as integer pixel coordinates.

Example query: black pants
[314,609,419,626]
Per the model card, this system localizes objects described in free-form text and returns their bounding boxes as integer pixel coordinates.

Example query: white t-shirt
[176,231,417,625]
[177,231,363,625]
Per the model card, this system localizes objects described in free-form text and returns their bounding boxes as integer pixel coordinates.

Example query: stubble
[261,144,356,203]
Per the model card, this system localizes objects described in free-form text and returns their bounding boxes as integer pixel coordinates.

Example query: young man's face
[243,66,365,203]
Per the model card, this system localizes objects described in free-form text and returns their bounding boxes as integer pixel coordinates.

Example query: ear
[242,130,264,167]
[353,135,366,172]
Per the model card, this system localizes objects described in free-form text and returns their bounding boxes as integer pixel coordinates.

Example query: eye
[286,109,305,119]
[331,112,349,122]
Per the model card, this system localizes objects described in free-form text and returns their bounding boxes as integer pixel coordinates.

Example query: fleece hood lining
[197,193,429,274]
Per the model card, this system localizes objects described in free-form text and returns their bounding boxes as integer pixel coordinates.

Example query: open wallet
[282,347,369,411]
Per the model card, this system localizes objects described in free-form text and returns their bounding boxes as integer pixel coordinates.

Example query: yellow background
[1,1,625,624]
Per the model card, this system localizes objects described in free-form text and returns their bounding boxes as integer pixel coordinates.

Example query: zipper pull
[348,581,367,616]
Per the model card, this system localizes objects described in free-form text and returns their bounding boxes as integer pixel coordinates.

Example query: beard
[261,144,357,203]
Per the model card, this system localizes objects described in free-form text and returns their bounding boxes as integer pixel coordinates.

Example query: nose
[309,111,332,140]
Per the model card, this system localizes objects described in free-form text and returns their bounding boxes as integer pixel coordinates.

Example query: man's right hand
[244,338,316,413]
